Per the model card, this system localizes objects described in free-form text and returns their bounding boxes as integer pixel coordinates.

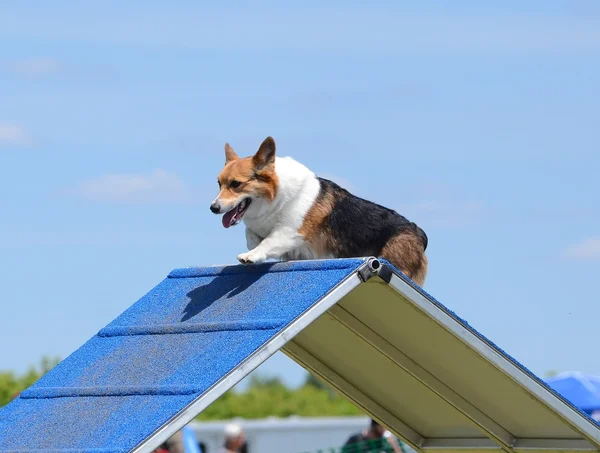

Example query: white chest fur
[239,156,322,262]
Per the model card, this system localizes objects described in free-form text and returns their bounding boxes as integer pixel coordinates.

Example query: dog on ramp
[210,137,428,286]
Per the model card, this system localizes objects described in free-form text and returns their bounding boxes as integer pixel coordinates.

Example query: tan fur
[381,234,428,286]
[217,144,279,204]
[299,190,343,255]
[224,143,239,162]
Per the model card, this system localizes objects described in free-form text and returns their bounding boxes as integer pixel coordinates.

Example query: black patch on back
[317,177,428,257]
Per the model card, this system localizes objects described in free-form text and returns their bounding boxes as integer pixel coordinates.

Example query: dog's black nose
[210,202,220,214]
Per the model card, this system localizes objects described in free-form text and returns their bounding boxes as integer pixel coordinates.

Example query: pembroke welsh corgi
[210,136,428,286]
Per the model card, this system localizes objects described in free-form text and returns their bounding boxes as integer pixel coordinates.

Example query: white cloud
[563,237,600,260]
[70,169,197,204]
[8,57,62,78]
[0,123,31,146]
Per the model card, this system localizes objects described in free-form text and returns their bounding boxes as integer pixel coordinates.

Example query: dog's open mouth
[222,198,251,228]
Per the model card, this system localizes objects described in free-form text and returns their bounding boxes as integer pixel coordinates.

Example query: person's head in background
[367,419,386,439]
[223,423,245,452]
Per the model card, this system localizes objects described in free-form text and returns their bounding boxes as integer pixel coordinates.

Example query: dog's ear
[252,136,276,170]
[224,143,239,163]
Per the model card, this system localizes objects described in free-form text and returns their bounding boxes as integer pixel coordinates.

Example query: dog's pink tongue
[222,209,236,228]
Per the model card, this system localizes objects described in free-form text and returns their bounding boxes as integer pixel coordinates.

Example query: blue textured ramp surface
[0,259,365,453]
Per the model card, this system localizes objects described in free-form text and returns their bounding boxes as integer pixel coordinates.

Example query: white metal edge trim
[385,273,600,446]
[130,269,364,453]
[283,337,425,451]
[327,304,516,450]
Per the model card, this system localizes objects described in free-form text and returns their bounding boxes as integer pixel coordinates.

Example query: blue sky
[1,1,599,389]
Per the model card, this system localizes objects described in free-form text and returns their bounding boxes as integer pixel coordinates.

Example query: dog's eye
[230,180,242,189]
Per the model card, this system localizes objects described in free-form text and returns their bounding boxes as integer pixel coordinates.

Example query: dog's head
[210,136,279,228]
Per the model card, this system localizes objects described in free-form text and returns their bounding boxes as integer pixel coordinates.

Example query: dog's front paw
[237,251,265,265]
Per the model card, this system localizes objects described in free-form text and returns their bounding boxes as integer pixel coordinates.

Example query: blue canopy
[546,372,600,415]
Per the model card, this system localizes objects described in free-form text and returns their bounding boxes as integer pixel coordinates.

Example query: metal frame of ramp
[0,258,599,453]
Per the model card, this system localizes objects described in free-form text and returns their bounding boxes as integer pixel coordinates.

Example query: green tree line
[0,356,60,407]
[197,374,362,420]
[0,357,362,419]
